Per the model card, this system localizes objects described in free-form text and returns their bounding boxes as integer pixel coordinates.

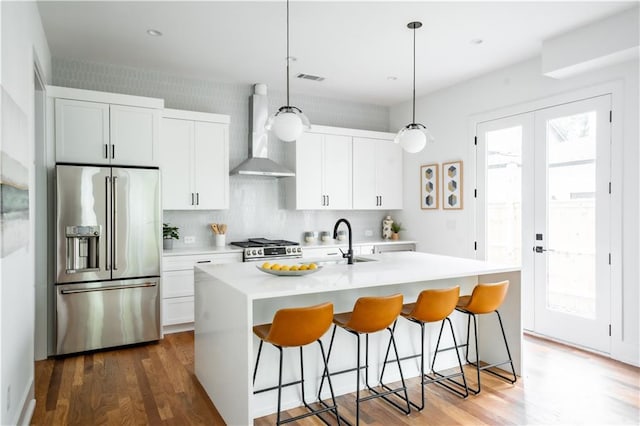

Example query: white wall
[390,56,639,366]
[0,1,51,424]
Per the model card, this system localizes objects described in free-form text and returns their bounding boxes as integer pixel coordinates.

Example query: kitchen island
[194,252,521,425]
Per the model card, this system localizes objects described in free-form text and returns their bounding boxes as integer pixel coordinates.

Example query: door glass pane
[546,112,596,318]
[486,126,522,266]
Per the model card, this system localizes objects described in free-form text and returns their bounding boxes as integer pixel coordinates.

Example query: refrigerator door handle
[112,176,118,271]
[105,176,111,271]
[60,282,157,295]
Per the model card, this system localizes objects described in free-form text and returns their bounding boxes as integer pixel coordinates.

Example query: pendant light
[265,0,311,142]
[394,21,434,153]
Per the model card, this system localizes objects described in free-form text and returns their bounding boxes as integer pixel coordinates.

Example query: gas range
[230,238,302,262]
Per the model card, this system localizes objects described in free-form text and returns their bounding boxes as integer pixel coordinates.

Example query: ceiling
[37,1,635,106]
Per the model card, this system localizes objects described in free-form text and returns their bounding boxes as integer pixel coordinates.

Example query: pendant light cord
[412,23,416,124]
[286,0,290,106]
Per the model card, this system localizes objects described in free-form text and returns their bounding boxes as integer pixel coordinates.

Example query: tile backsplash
[53,57,393,247]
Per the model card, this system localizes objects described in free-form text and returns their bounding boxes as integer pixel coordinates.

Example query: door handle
[533,246,555,253]
[104,144,109,159]
[112,176,118,270]
[105,176,111,271]
[111,144,115,159]
[196,192,200,206]
[60,282,157,295]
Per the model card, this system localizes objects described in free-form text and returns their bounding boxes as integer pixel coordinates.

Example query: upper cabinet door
[160,118,193,210]
[295,132,324,209]
[352,137,378,209]
[55,99,110,164]
[193,121,228,210]
[352,137,403,210]
[323,134,352,209]
[376,139,403,209]
[110,105,159,167]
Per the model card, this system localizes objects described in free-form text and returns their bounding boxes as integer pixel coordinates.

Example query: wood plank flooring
[31,332,640,425]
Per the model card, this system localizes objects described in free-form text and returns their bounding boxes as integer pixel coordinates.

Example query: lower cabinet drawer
[163,296,194,325]
[163,270,194,298]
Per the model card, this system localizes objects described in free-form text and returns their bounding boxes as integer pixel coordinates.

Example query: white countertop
[163,245,243,256]
[196,251,519,300]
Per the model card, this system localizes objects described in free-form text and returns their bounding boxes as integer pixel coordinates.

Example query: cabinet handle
[191,193,194,206]
[196,192,200,205]
[321,195,325,206]
[326,195,330,206]
[196,260,211,264]
[111,145,115,159]
[379,195,382,206]
[104,144,109,159]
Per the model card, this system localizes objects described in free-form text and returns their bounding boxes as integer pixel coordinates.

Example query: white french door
[476,95,611,353]
[532,96,611,353]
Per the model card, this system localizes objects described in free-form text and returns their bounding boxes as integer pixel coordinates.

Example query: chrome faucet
[333,218,353,265]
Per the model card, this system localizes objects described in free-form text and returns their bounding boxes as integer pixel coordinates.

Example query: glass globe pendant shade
[394,123,433,153]
[265,106,311,142]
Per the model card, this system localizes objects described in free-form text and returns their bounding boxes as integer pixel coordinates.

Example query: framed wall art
[442,160,463,210]
[420,164,439,210]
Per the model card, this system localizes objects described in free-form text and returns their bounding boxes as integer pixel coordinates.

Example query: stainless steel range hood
[230,84,295,177]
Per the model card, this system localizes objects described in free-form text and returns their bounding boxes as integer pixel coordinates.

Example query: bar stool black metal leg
[418,322,425,410]
[389,327,411,414]
[277,346,284,425]
[496,310,518,384]
[317,325,337,400]
[356,333,361,426]
[379,320,396,384]
[317,339,341,426]
[253,340,264,385]
[447,317,469,396]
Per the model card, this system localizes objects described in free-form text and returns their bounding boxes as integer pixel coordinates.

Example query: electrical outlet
[184,236,195,244]
[364,229,373,237]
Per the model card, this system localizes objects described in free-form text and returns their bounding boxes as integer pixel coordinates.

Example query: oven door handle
[60,282,157,295]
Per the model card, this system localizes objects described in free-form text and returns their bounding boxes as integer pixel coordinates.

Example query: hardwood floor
[32,333,639,425]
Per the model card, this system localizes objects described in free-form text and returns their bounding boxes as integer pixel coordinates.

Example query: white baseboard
[15,380,35,426]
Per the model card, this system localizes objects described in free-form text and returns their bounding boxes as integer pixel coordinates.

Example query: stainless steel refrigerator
[54,164,161,355]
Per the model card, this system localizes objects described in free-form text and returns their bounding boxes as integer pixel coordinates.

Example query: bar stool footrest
[425,371,469,398]
[468,360,517,384]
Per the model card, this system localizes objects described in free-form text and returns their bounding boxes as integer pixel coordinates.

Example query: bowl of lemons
[257,262,322,276]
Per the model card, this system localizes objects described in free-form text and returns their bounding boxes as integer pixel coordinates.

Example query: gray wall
[53,57,393,246]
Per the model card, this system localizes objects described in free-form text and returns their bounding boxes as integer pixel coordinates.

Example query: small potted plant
[390,222,404,240]
[163,223,179,250]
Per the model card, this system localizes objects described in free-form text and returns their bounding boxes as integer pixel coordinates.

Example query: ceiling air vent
[296,73,325,82]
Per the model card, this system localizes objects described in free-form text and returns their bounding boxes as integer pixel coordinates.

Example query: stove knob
[297,247,302,253]
[252,250,257,255]
[287,248,291,253]
[258,249,263,255]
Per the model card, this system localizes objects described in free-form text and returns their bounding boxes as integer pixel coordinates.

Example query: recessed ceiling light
[470,38,483,45]
[387,76,398,81]
[147,29,163,37]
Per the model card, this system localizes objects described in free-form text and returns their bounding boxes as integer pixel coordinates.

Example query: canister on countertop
[382,215,393,239]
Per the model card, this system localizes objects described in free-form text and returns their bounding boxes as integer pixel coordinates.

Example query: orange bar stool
[252,302,340,425]
[452,280,517,394]
[380,286,468,411]
[317,294,410,425]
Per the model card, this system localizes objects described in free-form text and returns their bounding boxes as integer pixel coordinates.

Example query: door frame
[469,81,623,355]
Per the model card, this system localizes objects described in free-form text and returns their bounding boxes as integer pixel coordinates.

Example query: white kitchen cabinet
[53,89,161,166]
[353,137,403,209]
[162,250,242,333]
[160,109,230,210]
[286,132,352,209]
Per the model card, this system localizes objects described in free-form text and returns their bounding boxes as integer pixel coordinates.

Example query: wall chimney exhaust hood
[230,84,295,177]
